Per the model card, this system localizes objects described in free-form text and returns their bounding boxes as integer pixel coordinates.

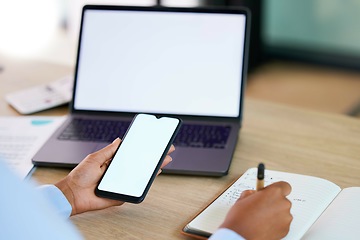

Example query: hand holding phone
[95,114,182,203]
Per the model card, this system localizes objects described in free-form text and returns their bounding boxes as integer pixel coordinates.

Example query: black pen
[256,163,265,191]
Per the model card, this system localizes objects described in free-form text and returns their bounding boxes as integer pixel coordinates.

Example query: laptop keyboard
[58,119,131,142]
[58,118,231,149]
[173,124,231,149]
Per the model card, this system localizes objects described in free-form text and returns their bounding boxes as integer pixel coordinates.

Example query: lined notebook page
[303,187,360,240]
[186,168,341,239]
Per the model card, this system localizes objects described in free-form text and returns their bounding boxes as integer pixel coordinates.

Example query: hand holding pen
[220,162,293,239]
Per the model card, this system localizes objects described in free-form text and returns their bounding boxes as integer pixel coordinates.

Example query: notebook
[183,168,360,239]
[32,5,250,176]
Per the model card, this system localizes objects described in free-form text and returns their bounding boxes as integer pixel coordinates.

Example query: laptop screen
[74,6,247,118]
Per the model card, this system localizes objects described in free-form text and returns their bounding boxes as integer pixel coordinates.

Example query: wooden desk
[2,57,360,240]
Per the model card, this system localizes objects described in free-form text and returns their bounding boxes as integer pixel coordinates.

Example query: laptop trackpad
[93,142,111,153]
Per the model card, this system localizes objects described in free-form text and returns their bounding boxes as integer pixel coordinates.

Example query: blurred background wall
[1,0,359,117]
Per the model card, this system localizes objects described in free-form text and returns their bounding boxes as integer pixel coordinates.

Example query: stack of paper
[0,116,65,179]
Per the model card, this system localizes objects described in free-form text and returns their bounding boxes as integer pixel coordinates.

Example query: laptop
[32,5,250,176]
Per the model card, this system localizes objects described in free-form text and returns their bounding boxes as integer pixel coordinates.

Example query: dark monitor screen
[262,0,360,69]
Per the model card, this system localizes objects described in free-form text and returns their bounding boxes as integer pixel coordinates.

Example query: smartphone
[95,113,182,203]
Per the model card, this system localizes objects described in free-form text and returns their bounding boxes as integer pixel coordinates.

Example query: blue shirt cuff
[209,228,245,240]
[37,184,72,218]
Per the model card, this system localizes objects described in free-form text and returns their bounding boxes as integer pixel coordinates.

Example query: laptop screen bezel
[70,5,250,122]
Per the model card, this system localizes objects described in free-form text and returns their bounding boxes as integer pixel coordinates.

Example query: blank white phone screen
[98,114,179,197]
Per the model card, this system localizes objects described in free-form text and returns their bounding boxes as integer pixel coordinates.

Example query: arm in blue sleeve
[37,184,72,218]
[209,228,245,240]
[0,160,82,239]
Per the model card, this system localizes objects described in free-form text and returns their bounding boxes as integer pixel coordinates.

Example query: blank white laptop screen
[74,9,246,117]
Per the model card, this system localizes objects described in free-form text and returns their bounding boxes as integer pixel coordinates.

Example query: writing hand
[220,181,293,240]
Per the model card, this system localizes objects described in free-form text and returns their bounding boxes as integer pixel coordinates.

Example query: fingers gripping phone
[95,114,182,203]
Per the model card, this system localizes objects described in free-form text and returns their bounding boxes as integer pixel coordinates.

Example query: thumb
[92,138,121,166]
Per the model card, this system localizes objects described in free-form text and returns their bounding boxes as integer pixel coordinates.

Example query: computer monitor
[262,0,360,70]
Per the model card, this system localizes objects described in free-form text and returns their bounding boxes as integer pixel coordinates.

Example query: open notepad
[183,168,360,240]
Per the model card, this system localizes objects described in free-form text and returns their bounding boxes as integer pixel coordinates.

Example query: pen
[256,163,265,191]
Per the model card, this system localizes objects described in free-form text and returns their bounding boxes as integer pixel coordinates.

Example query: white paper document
[0,116,65,179]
